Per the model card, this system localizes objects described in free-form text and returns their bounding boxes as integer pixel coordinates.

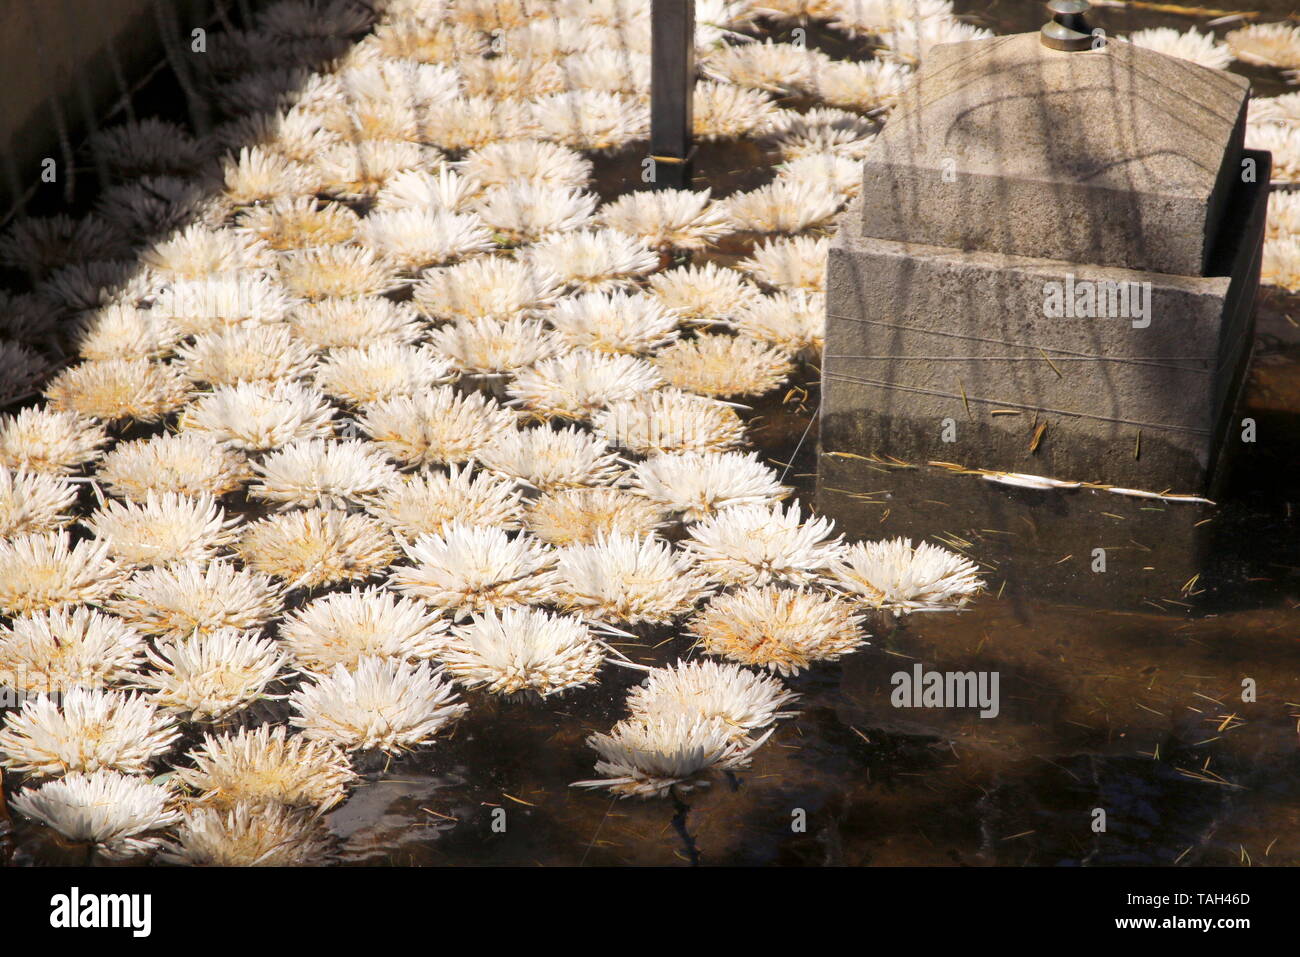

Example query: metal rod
[650,0,695,190]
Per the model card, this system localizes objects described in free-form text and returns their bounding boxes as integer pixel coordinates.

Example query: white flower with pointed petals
[558,47,651,95]
[524,487,665,546]
[723,178,843,233]
[249,438,399,510]
[97,432,250,500]
[731,290,825,357]
[628,450,789,521]
[530,90,650,151]
[236,507,398,589]
[1248,122,1300,184]
[72,304,183,361]
[221,146,319,205]
[523,228,659,291]
[430,317,564,377]
[138,629,286,721]
[548,290,680,354]
[109,560,283,641]
[142,224,273,280]
[0,408,107,474]
[376,167,482,213]
[367,465,524,541]
[647,261,760,322]
[703,39,826,92]
[777,152,864,198]
[480,425,624,490]
[310,140,438,201]
[879,16,994,63]
[813,57,912,113]
[235,195,360,251]
[176,323,317,386]
[10,770,180,860]
[1126,27,1232,70]
[552,532,713,624]
[83,492,241,567]
[281,587,450,672]
[314,342,456,405]
[180,380,336,452]
[1226,21,1300,69]
[288,297,423,351]
[508,350,663,421]
[357,387,517,467]
[358,209,495,271]
[598,188,729,252]
[0,533,129,616]
[0,466,77,537]
[625,659,797,738]
[291,656,467,752]
[443,606,604,696]
[693,81,780,140]
[391,522,556,619]
[0,607,145,694]
[829,537,984,611]
[655,333,794,398]
[594,389,747,455]
[683,502,842,586]
[421,97,538,151]
[475,183,598,243]
[414,256,562,321]
[738,234,829,292]
[152,274,297,334]
[175,724,356,810]
[160,802,332,866]
[457,139,592,191]
[828,0,953,37]
[278,245,399,300]
[0,688,179,778]
[44,359,191,423]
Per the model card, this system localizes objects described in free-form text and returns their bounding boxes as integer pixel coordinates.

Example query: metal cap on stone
[856,29,1250,276]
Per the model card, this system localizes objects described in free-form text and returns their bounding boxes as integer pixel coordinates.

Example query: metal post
[650,0,695,190]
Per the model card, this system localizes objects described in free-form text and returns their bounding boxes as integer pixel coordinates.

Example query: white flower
[44,358,191,423]
[593,388,747,455]
[249,438,399,510]
[653,333,794,398]
[83,492,241,567]
[530,90,650,151]
[357,387,517,467]
[36,259,152,313]
[0,687,179,778]
[0,533,129,616]
[1264,235,1300,291]
[479,424,624,490]
[138,629,286,721]
[731,290,826,357]
[738,235,829,292]
[109,560,283,641]
[828,0,954,37]
[310,141,439,201]
[142,224,273,280]
[829,537,985,611]
[1226,21,1300,69]
[777,151,865,198]
[414,256,562,322]
[522,228,659,291]
[97,432,250,501]
[552,532,713,624]
[429,317,565,376]
[421,96,538,151]
[176,323,317,386]
[647,261,761,322]
[1126,27,1232,70]
[290,656,467,752]
[457,139,592,194]
[573,714,761,798]
[288,296,423,351]
[772,106,877,160]
[358,208,495,271]
[281,586,450,671]
[1248,122,1300,184]
[548,290,680,354]
[443,606,604,696]
[180,379,337,452]
[449,0,550,29]
[508,350,663,421]
[683,502,842,586]
[0,607,145,695]
[1259,92,1300,127]
[460,55,566,98]
[152,274,298,334]
[314,342,456,404]
[10,770,180,860]
[160,802,332,866]
[367,465,525,540]
[475,182,598,243]
[390,522,556,619]
[278,245,400,300]
[0,466,77,537]
[558,48,651,95]
[813,57,912,112]
[693,81,780,140]
[879,16,994,62]
[625,659,797,738]
[214,107,340,163]
[0,408,107,474]
[71,303,183,361]
[235,195,360,251]
[236,507,398,589]
[1268,188,1300,239]
[375,166,483,213]
[628,450,789,521]
[598,188,729,251]
[723,178,843,233]
[524,487,665,546]
[703,39,826,92]
[687,585,867,675]
[373,18,488,62]
[175,724,356,810]
[221,145,319,205]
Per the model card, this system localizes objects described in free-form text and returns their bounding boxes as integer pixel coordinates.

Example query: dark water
[6,0,1300,867]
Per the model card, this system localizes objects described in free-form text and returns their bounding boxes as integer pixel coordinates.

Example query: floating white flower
[524,487,666,546]
[373,19,489,63]
[236,507,398,589]
[479,424,624,490]
[249,438,400,510]
[449,0,549,29]
[1268,188,1300,239]
[357,387,517,467]
[772,107,877,160]
[235,195,360,251]
[813,57,912,113]
[1126,27,1232,70]
[160,802,332,866]
[731,290,826,356]
[220,145,319,205]
[1226,21,1300,70]
[176,323,317,386]
[475,182,598,244]
[152,274,297,334]
[828,0,954,37]
[573,714,761,798]
[310,140,439,201]
[443,606,604,696]
[278,245,400,300]
[683,502,842,586]
[558,48,651,95]
[138,629,286,721]
[552,532,713,624]
[777,152,865,198]
[598,188,729,251]
[44,358,192,423]
[314,342,456,404]
[625,659,797,738]
[829,536,984,611]
[628,450,789,521]
[460,55,566,98]
[0,607,144,694]
[1247,122,1300,183]
[288,296,423,351]
[375,167,482,214]
[367,465,525,540]
[0,533,128,616]
[457,140,593,193]
[97,432,250,501]
[647,261,761,322]
[594,388,747,455]
[176,724,356,810]
[142,224,273,280]
[687,585,867,675]
[1256,92,1300,128]
[71,304,183,361]
[429,317,565,376]
[655,333,794,398]
[879,16,994,63]
[281,587,450,672]
[390,522,556,619]
[694,81,780,140]
[531,90,650,151]
[723,178,843,233]
[83,492,241,567]
[0,408,107,474]
[522,228,659,291]
[109,560,283,641]
[739,234,830,292]
[291,656,467,752]
[1264,235,1300,291]
[508,350,664,421]
[421,96,538,151]
[703,39,825,92]
[358,208,495,271]
[10,770,180,860]
[0,687,179,778]
[214,107,340,164]
[549,290,680,354]
[0,466,77,537]
[180,380,336,452]
[414,256,562,322]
